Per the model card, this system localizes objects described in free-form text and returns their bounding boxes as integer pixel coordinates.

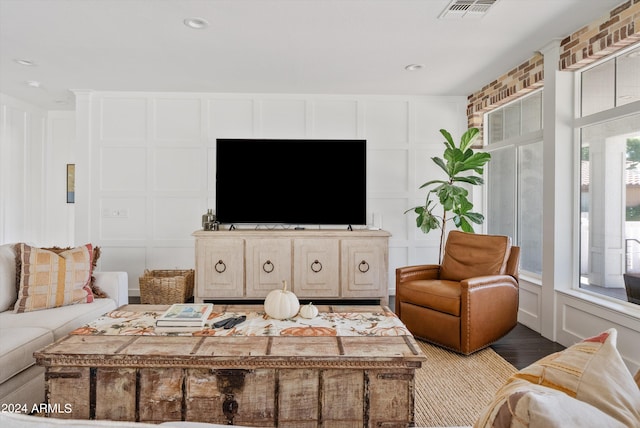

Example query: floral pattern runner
[71,308,412,337]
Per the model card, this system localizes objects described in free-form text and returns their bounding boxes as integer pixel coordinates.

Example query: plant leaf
[459,128,480,152]
[453,176,484,185]
[440,129,455,149]
[431,156,449,175]
[465,211,485,224]
[419,179,447,189]
[458,217,475,233]
[458,152,491,174]
[416,210,440,233]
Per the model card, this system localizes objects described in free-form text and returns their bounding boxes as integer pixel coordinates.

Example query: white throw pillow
[0,243,18,311]
[475,328,640,428]
[475,377,626,428]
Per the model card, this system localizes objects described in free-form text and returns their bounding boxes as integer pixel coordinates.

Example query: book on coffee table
[156,303,213,327]
[154,324,208,333]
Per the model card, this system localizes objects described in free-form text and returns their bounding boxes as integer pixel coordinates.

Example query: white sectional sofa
[0,243,129,409]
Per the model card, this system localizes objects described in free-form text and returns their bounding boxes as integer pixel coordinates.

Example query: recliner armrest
[460,274,519,290]
[396,264,441,283]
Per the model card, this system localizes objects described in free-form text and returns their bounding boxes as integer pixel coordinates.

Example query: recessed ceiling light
[405,64,425,71]
[25,80,41,88]
[15,59,36,66]
[183,17,209,29]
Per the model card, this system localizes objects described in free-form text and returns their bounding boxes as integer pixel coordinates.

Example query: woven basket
[139,269,195,304]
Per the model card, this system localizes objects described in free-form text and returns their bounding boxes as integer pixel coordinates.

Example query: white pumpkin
[264,280,300,320]
[299,302,318,319]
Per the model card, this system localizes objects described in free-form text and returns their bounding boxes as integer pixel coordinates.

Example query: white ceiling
[0,0,624,110]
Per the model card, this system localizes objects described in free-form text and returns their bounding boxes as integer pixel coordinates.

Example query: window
[578,45,640,304]
[485,91,543,276]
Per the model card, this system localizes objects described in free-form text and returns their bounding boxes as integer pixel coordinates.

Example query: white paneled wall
[0,94,47,245]
[73,92,467,296]
[556,293,640,373]
[46,112,76,246]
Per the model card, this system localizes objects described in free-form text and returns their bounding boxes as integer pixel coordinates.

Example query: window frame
[484,89,544,280]
[573,43,640,305]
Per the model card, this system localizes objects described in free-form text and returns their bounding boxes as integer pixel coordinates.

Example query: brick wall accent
[466,1,640,144]
[560,0,640,70]
[466,53,544,144]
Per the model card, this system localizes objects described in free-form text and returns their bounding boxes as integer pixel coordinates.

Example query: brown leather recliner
[395,230,520,355]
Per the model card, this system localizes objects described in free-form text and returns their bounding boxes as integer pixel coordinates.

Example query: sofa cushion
[0,327,52,384]
[0,243,18,311]
[475,328,640,427]
[0,298,117,340]
[440,231,511,281]
[14,243,95,313]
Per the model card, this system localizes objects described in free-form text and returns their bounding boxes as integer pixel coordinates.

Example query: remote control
[224,315,246,329]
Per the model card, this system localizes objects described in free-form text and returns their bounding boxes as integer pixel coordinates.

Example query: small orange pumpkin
[71,326,98,335]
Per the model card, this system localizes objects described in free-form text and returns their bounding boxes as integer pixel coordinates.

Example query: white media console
[193,229,391,305]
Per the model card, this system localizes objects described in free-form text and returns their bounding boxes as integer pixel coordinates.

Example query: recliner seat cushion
[440,231,511,281]
[398,279,461,316]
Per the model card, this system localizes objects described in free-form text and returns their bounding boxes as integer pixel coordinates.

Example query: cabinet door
[196,238,244,298]
[341,239,386,298]
[246,239,292,298]
[293,239,339,297]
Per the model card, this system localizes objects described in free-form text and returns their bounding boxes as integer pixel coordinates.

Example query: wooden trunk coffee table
[35,304,426,427]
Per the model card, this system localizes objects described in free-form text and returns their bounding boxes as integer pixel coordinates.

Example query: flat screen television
[216,138,366,226]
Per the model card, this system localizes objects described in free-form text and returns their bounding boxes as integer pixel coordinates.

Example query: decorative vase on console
[202,209,217,231]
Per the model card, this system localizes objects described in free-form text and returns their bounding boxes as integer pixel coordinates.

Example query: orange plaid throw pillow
[14,243,94,313]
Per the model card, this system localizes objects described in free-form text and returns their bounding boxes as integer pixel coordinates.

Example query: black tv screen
[216,139,366,226]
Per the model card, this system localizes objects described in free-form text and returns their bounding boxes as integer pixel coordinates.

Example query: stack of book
[155,303,213,333]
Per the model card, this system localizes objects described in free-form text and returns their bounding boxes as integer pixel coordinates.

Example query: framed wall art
[67,164,75,203]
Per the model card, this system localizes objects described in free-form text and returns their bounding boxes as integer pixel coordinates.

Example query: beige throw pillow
[475,328,640,428]
[14,243,94,313]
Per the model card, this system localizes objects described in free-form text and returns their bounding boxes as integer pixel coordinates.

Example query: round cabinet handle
[215,260,227,273]
[311,259,323,273]
[358,260,370,273]
[263,260,274,273]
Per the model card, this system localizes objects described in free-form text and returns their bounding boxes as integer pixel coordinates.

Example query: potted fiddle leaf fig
[406,127,491,263]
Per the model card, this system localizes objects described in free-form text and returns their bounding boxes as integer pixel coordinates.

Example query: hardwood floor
[490,323,565,369]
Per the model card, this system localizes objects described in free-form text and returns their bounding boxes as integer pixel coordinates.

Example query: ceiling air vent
[438,0,499,19]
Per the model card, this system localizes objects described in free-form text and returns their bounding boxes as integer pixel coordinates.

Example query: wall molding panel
[71,92,467,295]
[556,292,640,373]
[0,94,47,245]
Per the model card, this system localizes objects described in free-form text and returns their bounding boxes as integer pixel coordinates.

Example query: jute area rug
[413,340,517,427]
